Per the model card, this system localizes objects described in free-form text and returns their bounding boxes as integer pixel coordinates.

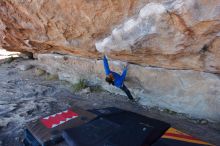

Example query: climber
[103,55,134,101]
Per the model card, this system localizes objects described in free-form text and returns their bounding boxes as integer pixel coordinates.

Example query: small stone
[7,71,15,75]
[19,113,27,117]
[200,119,208,125]
[191,119,199,124]
[79,87,91,94]
[45,74,59,81]
[35,68,46,76]
[17,64,33,71]
[93,103,98,106]
[0,140,2,146]
[159,108,164,112]
[15,137,19,141]
[27,109,34,115]
[0,118,10,127]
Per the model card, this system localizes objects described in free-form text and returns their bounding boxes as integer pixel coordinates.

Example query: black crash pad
[62,107,171,146]
[24,107,171,146]
[24,107,97,146]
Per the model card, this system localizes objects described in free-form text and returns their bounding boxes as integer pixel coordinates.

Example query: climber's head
[105,73,114,85]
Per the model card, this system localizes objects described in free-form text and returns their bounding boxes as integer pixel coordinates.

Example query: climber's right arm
[103,55,111,75]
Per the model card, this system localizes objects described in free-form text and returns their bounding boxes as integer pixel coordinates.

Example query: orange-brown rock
[0,0,147,57]
[0,0,220,73]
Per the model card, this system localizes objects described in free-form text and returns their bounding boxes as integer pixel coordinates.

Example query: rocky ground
[0,57,219,146]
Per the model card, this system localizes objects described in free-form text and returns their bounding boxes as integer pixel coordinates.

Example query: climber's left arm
[118,64,128,86]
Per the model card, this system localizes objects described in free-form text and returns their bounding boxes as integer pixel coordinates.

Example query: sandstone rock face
[0,0,220,73]
[38,54,220,122]
[0,0,148,57]
[96,0,220,73]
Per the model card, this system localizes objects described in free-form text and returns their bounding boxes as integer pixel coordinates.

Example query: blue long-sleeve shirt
[103,55,127,88]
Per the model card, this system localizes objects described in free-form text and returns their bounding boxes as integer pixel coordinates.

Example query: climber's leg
[120,84,134,101]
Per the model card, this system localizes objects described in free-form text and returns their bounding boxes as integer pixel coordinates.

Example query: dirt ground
[0,57,219,146]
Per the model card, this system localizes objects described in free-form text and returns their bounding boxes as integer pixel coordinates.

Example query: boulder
[1,0,220,122]
[0,0,220,73]
[37,54,220,122]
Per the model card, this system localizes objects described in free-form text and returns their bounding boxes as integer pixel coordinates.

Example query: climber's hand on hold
[125,63,129,69]
[120,63,128,71]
